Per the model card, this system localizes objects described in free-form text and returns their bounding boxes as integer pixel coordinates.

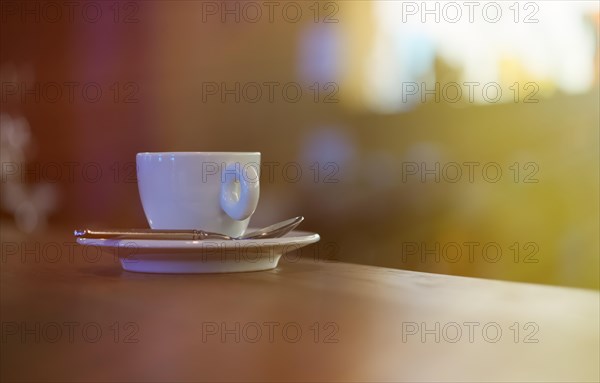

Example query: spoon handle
[74,228,231,240]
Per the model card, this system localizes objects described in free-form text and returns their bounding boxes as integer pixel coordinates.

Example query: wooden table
[1,227,599,382]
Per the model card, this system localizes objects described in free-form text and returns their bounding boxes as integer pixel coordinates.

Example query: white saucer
[76,229,320,274]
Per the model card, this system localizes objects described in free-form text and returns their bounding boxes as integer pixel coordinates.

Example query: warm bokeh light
[361,1,598,112]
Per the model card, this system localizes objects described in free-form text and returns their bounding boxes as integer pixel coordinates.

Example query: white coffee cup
[136,152,260,237]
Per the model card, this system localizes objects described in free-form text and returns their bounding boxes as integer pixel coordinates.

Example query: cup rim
[137,152,260,156]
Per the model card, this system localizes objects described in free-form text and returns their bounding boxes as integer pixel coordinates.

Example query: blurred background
[1,0,598,289]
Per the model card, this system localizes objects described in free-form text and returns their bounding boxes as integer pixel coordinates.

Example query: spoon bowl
[238,216,304,240]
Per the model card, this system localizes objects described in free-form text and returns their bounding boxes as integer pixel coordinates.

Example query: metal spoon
[74,216,304,241]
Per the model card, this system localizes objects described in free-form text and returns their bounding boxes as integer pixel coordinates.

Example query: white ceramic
[76,230,320,274]
[136,152,260,237]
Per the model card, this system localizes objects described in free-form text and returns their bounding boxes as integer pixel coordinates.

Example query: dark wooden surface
[1,226,598,382]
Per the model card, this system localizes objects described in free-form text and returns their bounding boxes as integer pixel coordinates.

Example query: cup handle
[220,162,260,221]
